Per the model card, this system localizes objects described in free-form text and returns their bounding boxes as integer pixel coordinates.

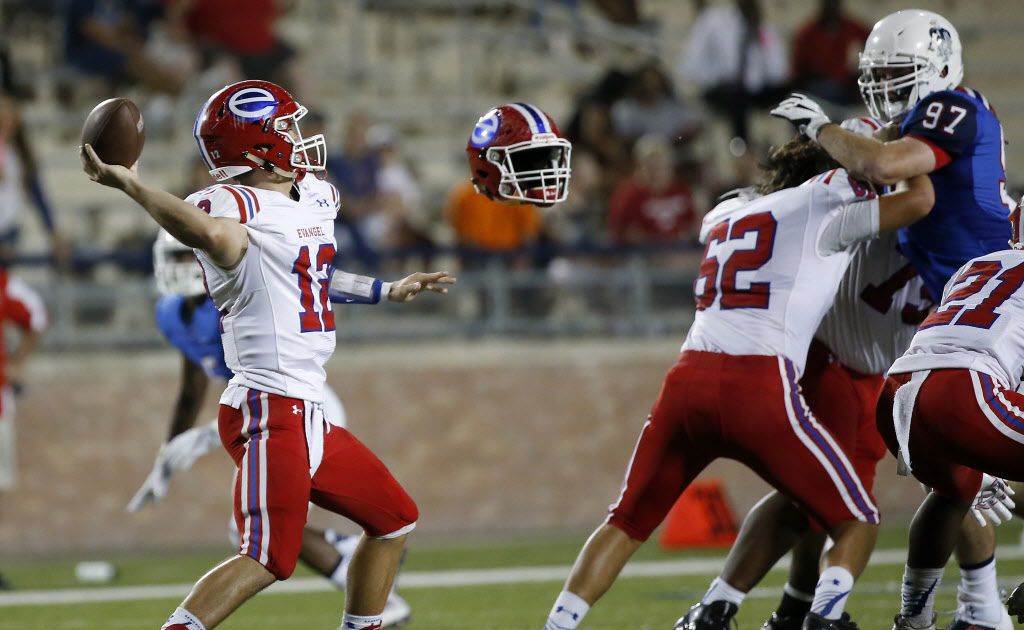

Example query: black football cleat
[762,611,805,630]
[802,612,859,630]
[674,601,739,630]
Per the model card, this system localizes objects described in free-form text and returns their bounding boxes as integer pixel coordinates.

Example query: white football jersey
[815,234,932,375]
[889,249,1024,389]
[683,169,880,375]
[187,175,342,403]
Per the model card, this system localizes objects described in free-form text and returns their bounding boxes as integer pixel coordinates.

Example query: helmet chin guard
[857,10,963,123]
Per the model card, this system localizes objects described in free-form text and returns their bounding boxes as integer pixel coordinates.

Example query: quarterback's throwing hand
[770,93,831,141]
[80,143,137,190]
[388,271,457,302]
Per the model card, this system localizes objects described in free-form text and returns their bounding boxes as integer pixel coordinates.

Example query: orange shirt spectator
[446,181,541,251]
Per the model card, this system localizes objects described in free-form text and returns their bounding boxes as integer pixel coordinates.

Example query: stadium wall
[0,341,924,555]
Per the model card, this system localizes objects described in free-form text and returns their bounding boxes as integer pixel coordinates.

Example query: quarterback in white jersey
[878,207,1024,630]
[543,135,934,630]
[81,80,453,630]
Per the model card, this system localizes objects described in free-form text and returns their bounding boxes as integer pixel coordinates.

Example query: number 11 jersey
[682,169,879,376]
[186,175,342,403]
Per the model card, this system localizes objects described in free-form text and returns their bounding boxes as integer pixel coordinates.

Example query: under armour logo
[292,405,302,415]
[316,198,330,207]
[555,606,579,621]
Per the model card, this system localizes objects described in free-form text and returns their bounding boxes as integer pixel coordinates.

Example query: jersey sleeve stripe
[859,117,880,130]
[237,187,261,218]
[6,278,47,331]
[822,169,838,184]
[221,186,249,224]
[905,134,953,170]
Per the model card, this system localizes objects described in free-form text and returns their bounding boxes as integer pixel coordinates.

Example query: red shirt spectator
[608,135,697,244]
[792,0,871,86]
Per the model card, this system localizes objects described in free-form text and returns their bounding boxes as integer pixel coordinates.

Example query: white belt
[894,370,930,476]
[303,401,329,477]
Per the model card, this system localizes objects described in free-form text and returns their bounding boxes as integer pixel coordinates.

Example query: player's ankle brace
[544,590,590,630]
[161,606,206,630]
[900,566,944,626]
[958,556,1002,624]
[341,613,383,629]
[811,567,853,620]
[701,577,746,607]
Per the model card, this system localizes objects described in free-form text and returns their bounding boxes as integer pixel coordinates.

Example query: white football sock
[544,590,590,630]
[340,613,383,629]
[899,565,944,626]
[958,557,1002,624]
[162,606,206,630]
[701,577,746,607]
[811,566,854,620]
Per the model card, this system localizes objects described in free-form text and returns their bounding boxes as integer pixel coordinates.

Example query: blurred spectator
[363,125,434,263]
[446,181,541,263]
[564,68,633,199]
[680,0,787,142]
[791,0,871,106]
[608,135,698,245]
[167,0,299,92]
[612,61,702,144]
[61,0,184,96]
[0,46,71,268]
[324,111,380,269]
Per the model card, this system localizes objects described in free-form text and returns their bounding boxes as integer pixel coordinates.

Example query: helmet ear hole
[475,169,489,179]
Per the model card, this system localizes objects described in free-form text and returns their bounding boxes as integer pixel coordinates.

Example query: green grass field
[2,523,1023,630]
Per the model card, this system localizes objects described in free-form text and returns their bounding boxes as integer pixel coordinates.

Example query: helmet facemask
[235,106,326,180]
[858,57,928,123]
[154,241,207,297]
[486,134,572,205]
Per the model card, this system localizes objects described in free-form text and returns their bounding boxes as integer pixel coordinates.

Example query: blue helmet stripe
[515,102,547,133]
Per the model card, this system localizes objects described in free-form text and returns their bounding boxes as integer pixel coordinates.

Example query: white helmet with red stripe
[466,102,571,207]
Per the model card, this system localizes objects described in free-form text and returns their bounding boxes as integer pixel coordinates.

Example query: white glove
[770,93,831,142]
[126,421,220,513]
[971,474,1016,526]
[163,421,220,471]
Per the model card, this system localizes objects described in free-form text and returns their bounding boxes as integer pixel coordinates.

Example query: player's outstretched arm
[816,125,937,186]
[328,270,456,305]
[877,173,935,232]
[80,144,247,268]
[771,93,936,185]
[168,354,210,441]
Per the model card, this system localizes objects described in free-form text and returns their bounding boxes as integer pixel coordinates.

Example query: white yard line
[2,545,1023,608]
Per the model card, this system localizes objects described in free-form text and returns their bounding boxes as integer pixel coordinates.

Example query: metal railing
[19,244,701,350]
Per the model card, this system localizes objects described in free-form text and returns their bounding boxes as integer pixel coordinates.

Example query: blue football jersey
[897,87,1013,300]
[154,294,233,379]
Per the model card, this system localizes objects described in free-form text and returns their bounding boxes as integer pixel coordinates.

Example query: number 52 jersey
[683,169,879,376]
[889,249,1024,389]
[186,175,342,403]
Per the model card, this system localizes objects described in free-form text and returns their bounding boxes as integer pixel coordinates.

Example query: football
[81,97,145,168]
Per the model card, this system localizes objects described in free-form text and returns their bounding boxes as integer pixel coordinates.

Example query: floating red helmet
[465,103,571,207]
[193,80,325,181]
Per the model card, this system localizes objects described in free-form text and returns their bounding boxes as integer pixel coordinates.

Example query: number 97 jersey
[683,169,878,376]
[186,175,342,403]
[889,249,1024,389]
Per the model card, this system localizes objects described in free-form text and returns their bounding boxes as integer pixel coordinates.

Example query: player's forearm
[817,124,892,183]
[327,269,391,304]
[122,179,245,265]
[169,359,208,440]
[878,174,935,233]
[819,125,933,186]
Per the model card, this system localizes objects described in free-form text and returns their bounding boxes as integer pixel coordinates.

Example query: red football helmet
[466,103,571,206]
[193,80,325,181]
